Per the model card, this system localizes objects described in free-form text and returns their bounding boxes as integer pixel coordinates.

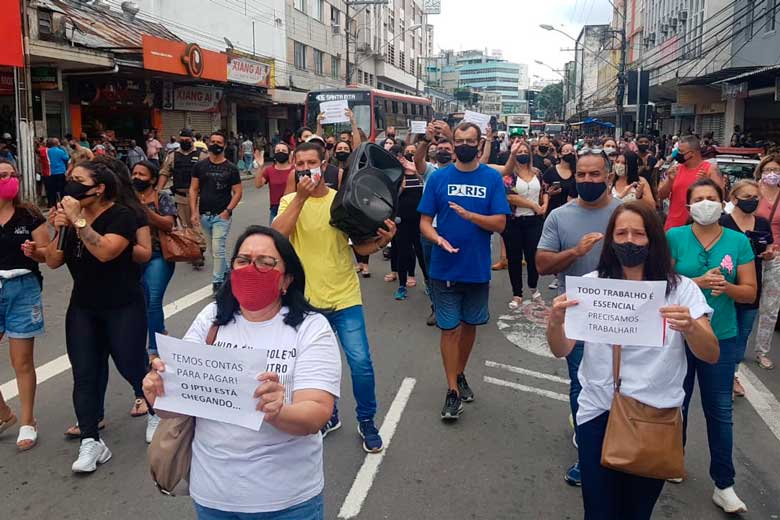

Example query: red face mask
[230,265,283,311]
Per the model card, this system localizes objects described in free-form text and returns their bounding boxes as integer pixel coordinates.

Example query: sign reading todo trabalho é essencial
[564,276,667,348]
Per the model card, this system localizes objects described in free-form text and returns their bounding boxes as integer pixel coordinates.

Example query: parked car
[714,147,762,192]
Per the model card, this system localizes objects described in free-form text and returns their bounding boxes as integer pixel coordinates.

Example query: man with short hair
[193,132,208,152]
[241,135,254,173]
[533,135,557,172]
[659,134,723,230]
[189,131,243,292]
[126,139,147,168]
[146,130,163,165]
[273,142,396,452]
[418,122,511,420]
[536,150,621,486]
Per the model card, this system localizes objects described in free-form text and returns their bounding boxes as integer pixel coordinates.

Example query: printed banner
[228,56,272,88]
[173,86,223,112]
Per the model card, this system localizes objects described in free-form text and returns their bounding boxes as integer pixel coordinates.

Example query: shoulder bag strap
[612,344,622,393]
[205,324,219,346]
[769,190,780,224]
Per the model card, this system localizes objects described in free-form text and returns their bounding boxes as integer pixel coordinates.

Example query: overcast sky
[428,0,613,81]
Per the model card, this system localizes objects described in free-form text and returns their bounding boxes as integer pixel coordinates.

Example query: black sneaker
[457,373,474,402]
[426,310,436,327]
[441,390,463,421]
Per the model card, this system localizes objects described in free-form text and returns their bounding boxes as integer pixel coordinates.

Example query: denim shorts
[193,492,323,520]
[0,273,44,339]
[430,279,490,330]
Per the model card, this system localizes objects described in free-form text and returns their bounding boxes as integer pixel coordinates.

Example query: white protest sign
[320,99,350,124]
[564,276,667,347]
[410,120,428,134]
[154,334,268,430]
[463,110,491,133]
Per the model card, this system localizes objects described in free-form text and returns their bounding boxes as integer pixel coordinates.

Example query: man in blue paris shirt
[418,122,511,421]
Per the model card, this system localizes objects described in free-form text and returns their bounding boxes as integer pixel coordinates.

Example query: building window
[312,0,324,21]
[387,44,395,64]
[331,56,340,79]
[294,0,306,13]
[369,73,374,86]
[400,51,405,71]
[767,0,777,32]
[331,7,340,29]
[294,41,307,70]
[314,49,324,75]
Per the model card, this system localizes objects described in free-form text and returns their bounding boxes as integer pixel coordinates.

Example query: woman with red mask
[143,226,341,520]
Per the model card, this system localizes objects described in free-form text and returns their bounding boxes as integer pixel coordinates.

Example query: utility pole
[615,0,627,138]
[344,0,389,86]
[18,0,35,202]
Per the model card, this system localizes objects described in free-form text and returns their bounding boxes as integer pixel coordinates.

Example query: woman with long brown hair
[0,158,50,451]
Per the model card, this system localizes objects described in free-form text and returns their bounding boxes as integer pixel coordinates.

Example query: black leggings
[502,215,543,298]
[66,300,149,440]
[396,213,427,287]
[43,174,66,207]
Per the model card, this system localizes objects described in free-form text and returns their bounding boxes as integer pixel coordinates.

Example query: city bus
[304,87,433,143]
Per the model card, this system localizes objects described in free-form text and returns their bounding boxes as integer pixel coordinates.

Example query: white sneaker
[72,438,112,473]
[508,298,523,310]
[548,279,559,290]
[712,486,747,513]
[146,414,161,444]
[572,432,578,449]
[666,477,684,484]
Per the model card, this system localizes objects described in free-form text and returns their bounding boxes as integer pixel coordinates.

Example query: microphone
[57,226,67,251]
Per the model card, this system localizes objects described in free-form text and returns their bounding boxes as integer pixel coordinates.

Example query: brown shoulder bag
[600,344,686,480]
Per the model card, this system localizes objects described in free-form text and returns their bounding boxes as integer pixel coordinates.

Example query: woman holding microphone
[547,201,719,519]
[143,226,341,519]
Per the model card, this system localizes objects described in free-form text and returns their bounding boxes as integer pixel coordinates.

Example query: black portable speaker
[330,143,403,242]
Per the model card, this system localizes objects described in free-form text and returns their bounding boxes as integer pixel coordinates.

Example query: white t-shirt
[576,273,712,426]
[183,303,341,513]
[512,174,541,216]
[242,140,254,155]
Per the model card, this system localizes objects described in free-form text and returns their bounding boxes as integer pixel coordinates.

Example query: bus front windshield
[305,91,372,137]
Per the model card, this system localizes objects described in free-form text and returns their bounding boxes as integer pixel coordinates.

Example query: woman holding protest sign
[666,178,756,513]
[547,201,719,520]
[143,226,340,520]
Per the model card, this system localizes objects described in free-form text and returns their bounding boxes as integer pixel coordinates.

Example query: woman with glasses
[666,178,756,513]
[719,179,774,397]
[753,154,780,370]
[610,151,656,209]
[143,226,340,520]
[0,159,50,451]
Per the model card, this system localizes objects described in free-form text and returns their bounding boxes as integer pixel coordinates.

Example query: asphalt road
[2,182,780,519]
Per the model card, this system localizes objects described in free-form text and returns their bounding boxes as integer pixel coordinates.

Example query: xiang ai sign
[174,86,223,112]
[228,57,273,88]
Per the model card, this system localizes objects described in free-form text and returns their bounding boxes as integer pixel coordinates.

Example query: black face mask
[538,145,549,154]
[454,144,479,163]
[562,153,576,167]
[132,178,151,192]
[209,144,225,155]
[577,181,607,202]
[436,150,452,164]
[325,142,334,150]
[611,241,650,268]
[180,140,193,151]
[70,143,77,150]
[404,153,415,162]
[637,144,649,153]
[516,154,530,165]
[387,134,396,140]
[736,197,760,214]
[64,181,97,201]
[335,151,351,163]
[675,151,688,163]
[274,152,289,163]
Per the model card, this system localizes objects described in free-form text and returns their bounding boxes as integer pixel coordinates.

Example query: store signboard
[671,103,695,116]
[142,34,227,82]
[268,105,287,119]
[721,82,748,100]
[0,70,14,96]
[31,67,60,90]
[174,86,223,112]
[0,2,23,67]
[228,57,273,88]
[697,102,726,115]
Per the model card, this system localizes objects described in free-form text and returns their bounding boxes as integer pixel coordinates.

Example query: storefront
[695,101,726,144]
[226,54,274,137]
[161,83,223,140]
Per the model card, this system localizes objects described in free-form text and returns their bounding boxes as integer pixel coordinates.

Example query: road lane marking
[338,377,416,519]
[485,360,570,385]
[483,376,569,403]
[0,284,213,400]
[738,365,780,443]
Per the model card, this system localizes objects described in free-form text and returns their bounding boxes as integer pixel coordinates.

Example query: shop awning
[679,67,760,86]
[713,64,780,84]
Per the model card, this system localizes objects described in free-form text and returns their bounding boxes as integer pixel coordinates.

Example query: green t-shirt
[667,225,754,339]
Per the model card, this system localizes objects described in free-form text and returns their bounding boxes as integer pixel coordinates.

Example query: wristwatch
[74,218,87,229]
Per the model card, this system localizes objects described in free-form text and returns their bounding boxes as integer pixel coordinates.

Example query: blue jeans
[568,341,585,446]
[578,412,664,519]
[194,493,323,520]
[270,204,280,225]
[200,214,232,285]
[327,305,377,421]
[143,250,176,355]
[682,337,737,489]
[735,307,758,371]
[0,273,44,338]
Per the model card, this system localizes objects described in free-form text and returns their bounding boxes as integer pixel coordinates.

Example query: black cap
[179,128,194,138]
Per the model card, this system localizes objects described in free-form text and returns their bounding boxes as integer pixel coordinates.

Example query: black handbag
[330,143,404,242]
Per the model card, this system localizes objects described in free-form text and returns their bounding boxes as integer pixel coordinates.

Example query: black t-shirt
[0,207,46,282]
[533,154,557,172]
[720,213,773,309]
[398,173,424,219]
[64,204,143,309]
[323,164,340,190]
[192,159,241,214]
[637,153,658,188]
[543,165,577,215]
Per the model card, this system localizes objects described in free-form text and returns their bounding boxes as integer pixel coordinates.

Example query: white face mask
[603,146,617,155]
[689,199,723,226]
[613,163,626,177]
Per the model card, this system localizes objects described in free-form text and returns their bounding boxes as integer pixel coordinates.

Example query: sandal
[17,423,38,451]
[406,276,417,288]
[756,354,775,370]
[64,420,107,440]
[0,407,17,435]
[361,270,371,278]
[384,272,398,282]
[131,398,149,417]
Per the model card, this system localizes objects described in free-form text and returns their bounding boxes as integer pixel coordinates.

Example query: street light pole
[615,0,627,138]
[344,0,390,86]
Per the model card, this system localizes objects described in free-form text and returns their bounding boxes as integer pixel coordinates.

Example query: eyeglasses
[233,254,280,272]
[762,168,780,175]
